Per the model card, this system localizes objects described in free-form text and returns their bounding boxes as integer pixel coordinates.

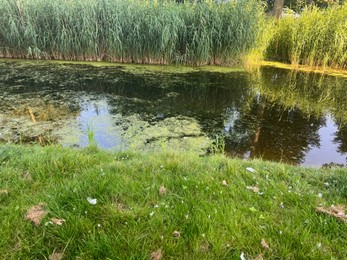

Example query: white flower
[87,197,97,205]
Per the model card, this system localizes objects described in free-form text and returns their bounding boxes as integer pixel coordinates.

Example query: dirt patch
[25,203,48,226]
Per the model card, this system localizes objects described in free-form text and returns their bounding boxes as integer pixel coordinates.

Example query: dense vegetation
[1,145,347,259]
[0,0,347,67]
[265,4,347,69]
[0,0,262,65]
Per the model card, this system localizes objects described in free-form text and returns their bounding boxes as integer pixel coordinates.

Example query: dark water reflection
[1,61,347,166]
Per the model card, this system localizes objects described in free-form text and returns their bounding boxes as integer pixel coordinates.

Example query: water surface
[1,61,347,166]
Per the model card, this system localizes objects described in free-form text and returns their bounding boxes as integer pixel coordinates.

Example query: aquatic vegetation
[2,60,347,165]
[0,0,263,65]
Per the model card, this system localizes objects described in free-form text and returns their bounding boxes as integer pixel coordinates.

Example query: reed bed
[265,3,347,69]
[0,0,263,65]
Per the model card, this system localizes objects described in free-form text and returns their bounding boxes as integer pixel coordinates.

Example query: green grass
[0,0,263,65]
[1,144,347,259]
[265,3,347,69]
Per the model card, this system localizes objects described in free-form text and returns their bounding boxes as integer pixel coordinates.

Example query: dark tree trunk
[250,96,265,158]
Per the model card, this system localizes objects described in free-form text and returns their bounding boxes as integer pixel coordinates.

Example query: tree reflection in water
[1,61,347,165]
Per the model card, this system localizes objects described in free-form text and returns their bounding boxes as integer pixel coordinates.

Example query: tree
[272,0,284,19]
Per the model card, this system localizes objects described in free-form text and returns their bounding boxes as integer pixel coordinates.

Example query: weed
[0,0,263,65]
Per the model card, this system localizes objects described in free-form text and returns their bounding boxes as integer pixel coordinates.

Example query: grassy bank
[1,144,347,258]
[0,0,262,65]
[265,4,347,69]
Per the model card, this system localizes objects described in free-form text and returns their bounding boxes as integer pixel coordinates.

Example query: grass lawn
[1,145,347,259]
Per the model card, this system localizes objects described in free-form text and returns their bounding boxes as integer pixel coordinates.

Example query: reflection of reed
[251,67,347,123]
[28,107,37,123]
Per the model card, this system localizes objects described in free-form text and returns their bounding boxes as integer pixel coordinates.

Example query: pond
[1,60,347,166]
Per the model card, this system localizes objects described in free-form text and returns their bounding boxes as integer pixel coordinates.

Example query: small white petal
[246,167,256,173]
[87,197,97,205]
[240,252,246,260]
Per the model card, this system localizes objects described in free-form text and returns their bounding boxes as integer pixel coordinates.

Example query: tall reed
[0,0,263,65]
[265,3,347,69]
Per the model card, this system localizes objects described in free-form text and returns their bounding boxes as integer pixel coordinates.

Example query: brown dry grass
[316,205,347,223]
[25,203,48,226]
[49,252,63,260]
[0,189,9,195]
[150,249,162,260]
[159,186,167,195]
